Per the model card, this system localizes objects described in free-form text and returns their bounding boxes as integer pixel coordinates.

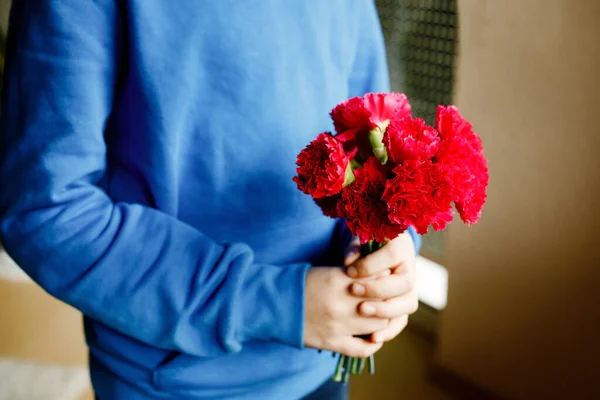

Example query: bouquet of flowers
[293,92,488,383]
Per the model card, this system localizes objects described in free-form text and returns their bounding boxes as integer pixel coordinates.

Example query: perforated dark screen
[376,0,458,258]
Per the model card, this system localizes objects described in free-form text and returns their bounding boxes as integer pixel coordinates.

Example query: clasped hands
[304,233,418,358]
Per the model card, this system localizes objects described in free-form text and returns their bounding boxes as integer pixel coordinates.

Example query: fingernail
[361,304,376,316]
[352,283,365,296]
[373,333,383,343]
[347,266,357,278]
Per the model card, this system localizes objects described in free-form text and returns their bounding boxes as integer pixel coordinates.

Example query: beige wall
[436,1,600,399]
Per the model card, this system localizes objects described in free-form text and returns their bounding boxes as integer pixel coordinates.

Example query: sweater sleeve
[347,0,422,252]
[0,0,308,357]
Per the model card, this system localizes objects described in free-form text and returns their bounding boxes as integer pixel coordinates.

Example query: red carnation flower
[331,93,412,160]
[383,117,441,165]
[338,157,407,244]
[314,194,343,219]
[331,92,412,134]
[435,107,488,225]
[383,160,454,235]
[293,132,352,199]
[330,96,373,135]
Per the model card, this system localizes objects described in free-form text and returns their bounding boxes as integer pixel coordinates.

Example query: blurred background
[1,0,599,399]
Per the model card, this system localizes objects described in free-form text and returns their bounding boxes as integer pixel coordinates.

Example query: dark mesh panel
[376,0,458,259]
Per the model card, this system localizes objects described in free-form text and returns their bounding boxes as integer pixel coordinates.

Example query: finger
[358,293,419,319]
[348,315,389,336]
[347,268,391,282]
[334,336,384,359]
[366,268,392,279]
[371,315,409,343]
[350,271,413,299]
[344,250,361,267]
[344,237,361,267]
[348,242,403,278]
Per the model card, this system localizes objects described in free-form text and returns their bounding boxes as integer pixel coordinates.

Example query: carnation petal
[363,93,412,128]
[384,117,440,165]
[436,105,474,140]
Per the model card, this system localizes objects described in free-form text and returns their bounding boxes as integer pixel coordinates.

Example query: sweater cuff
[239,261,310,349]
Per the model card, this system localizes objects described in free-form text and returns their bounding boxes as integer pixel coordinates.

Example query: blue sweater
[0,1,420,399]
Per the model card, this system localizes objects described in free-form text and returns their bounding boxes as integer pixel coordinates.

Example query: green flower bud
[368,123,389,164]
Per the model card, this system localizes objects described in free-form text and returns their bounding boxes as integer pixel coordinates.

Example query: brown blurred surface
[437,1,600,399]
[0,279,88,365]
[350,326,456,400]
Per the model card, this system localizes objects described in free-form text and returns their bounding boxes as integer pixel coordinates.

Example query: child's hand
[303,267,387,358]
[344,233,418,343]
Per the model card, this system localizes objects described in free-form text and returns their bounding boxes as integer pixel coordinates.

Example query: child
[0,1,419,398]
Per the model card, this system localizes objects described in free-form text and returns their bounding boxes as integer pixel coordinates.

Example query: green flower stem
[351,357,360,374]
[368,355,375,375]
[333,355,345,382]
[362,241,384,378]
[358,358,366,374]
[342,356,352,384]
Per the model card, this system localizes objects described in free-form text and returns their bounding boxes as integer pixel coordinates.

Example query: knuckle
[324,271,337,288]
[323,301,339,321]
